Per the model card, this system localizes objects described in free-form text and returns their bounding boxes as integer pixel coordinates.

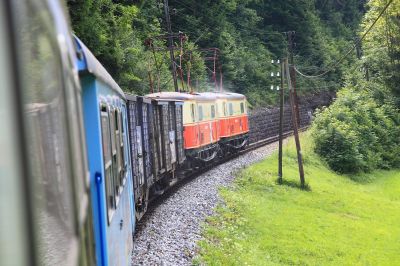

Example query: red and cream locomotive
[146,91,249,166]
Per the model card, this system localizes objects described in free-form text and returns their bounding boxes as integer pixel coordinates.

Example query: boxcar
[146,93,186,182]
[75,36,134,266]
[126,95,153,220]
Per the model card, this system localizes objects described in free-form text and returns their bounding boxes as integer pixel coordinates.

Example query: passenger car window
[223,102,227,116]
[109,109,121,203]
[240,102,244,114]
[229,103,234,116]
[211,105,216,118]
[191,103,196,122]
[198,105,204,121]
[110,110,116,155]
[100,107,116,221]
[114,109,122,189]
[119,111,126,183]
[101,109,112,164]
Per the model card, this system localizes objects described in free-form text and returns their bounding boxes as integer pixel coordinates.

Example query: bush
[311,86,400,174]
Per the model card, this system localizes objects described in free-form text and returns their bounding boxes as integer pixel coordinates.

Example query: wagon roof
[74,36,125,99]
[125,94,137,101]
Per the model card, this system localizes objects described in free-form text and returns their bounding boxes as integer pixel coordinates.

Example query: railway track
[132,128,308,265]
[132,133,293,265]
[136,128,303,232]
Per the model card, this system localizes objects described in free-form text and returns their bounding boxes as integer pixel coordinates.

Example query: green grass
[197,133,400,265]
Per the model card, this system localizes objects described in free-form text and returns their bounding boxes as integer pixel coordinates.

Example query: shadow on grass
[276,178,312,191]
[344,173,377,184]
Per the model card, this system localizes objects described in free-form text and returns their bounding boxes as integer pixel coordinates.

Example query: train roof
[74,36,125,99]
[146,91,216,102]
[145,91,246,102]
[206,92,246,100]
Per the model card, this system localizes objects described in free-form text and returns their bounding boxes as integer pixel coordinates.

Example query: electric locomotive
[212,92,249,151]
[146,92,220,163]
[144,91,249,167]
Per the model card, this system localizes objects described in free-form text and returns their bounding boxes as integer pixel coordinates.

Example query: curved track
[131,131,300,265]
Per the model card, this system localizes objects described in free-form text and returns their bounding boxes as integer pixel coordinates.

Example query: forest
[67,0,400,174]
[66,0,365,106]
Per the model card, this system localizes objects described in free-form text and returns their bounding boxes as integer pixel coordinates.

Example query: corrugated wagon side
[126,95,154,220]
[174,101,186,165]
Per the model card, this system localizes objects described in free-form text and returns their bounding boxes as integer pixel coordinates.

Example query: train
[0,1,249,266]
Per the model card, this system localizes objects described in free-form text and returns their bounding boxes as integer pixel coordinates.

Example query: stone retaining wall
[248,92,335,144]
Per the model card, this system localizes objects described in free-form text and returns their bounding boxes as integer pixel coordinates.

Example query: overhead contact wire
[294,0,394,79]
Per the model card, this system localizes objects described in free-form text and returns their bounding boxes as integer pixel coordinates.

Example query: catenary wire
[294,0,394,79]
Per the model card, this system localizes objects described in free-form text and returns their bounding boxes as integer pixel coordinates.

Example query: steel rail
[135,127,307,231]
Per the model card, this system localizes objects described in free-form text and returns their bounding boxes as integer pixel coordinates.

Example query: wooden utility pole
[285,58,306,187]
[178,33,186,91]
[287,31,301,127]
[278,59,285,184]
[271,58,284,184]
[163,0,179,92]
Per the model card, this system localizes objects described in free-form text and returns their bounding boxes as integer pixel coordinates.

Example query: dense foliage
[170,0,365,104]
[66,0,364,105]
[312,85,400,173]
[67,0,206,95]
[312,0,400,174]
[66,1,400,173]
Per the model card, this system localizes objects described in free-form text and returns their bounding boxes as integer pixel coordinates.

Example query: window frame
[190,103,196,122]
[119,110,127,186]
[198,105,204,121]
[114,109,122,178]
[211,105,216,119]
[100,104,116,224]
[229,103,233,116]
[223,102,227,116]
[109,107,122,207]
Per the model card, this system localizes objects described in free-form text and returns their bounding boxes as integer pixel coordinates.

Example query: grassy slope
[197,133,400,265]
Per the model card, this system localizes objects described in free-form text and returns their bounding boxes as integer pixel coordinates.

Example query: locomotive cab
[213,92,249,152]
[182,93,220,163]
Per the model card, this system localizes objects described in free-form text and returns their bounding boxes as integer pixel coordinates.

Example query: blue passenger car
[74,36,135,266]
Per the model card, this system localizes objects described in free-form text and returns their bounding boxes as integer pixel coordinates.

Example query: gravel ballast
[131,141,281,265]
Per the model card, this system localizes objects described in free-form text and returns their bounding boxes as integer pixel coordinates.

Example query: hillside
[66,0,365,106]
